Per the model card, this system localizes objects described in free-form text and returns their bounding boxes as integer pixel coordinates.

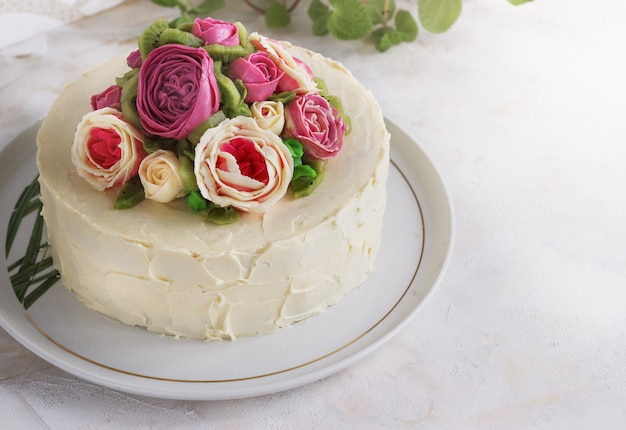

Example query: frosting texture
[37,45,390,340]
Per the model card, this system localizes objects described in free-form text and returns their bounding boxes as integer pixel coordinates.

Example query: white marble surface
[1,0,626,428]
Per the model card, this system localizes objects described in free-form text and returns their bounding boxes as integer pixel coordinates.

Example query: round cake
[36,17,389,340]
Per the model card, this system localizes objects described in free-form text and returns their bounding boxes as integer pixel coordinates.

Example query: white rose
[138,150,185,203]
[71,107,146,191]
[194,116,294,213]
[250,100,285,135]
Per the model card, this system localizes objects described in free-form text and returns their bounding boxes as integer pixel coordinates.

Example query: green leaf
[187,190,207,212]
[265,2,291,28]
[363,0,395,26]
[149,0,180,7]
[395,9,418,42]
[193,0,226,14]
[6,176,41,257]
[23,270,60,310]
[508,0,533,4]
[292,160,325,198]
[418,0,461,34]
[308,0,331,36]
[328,0,373,40]
[293,164,317,181]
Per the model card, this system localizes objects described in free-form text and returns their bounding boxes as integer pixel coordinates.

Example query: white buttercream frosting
[36,45,390,340]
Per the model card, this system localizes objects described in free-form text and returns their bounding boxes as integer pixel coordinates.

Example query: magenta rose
[136,44,220,140]
[227,52,285,103]
[191,17,239,46]
[126,49,142,69]
[283,93,347,160]
[90,85,122,111]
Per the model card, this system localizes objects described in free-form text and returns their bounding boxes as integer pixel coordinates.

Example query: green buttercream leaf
[314,77,329,96]
[324,94,352,135]
[418,0,461,34]
[283,138,304,160]
[269,91,296,104]
[293,164,317,181]
[187,190,207,211]
[291,160,324,198]
[508,0,534,4]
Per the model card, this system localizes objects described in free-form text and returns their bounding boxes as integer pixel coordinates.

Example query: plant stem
[382,0,391,27]
[243,0,265,14]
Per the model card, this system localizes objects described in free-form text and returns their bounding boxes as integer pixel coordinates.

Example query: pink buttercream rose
[72,107,146,191]
[126,49,142,69]
[191,17,239,46]
[249,32,317,94]
[283,92,346,160]
[227,51,285,102]
[90,85,122,111]
[194,116,294,213]
[136,44,220,140]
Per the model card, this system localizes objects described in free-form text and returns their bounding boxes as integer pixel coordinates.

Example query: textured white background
[1,0,626,428]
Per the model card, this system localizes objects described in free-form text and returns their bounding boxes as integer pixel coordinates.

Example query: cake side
[37,31,389,340]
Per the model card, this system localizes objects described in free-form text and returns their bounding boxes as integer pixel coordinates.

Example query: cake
[36,17,390,340]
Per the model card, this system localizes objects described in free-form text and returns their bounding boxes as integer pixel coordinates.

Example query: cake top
[70,17,352,224]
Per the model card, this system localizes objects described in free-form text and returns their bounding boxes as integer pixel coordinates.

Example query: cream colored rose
[194,116,294,213]
[138,150,185,203]
[250,100,285,135]
[71,107,146,191]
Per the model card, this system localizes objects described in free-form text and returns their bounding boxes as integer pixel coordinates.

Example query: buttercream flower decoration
[227,51,285,103]
[71,107,146,191]
[138,150,185,203]
[250,100,285,135]
[136,44,220,140]
[191,17,239,46]
[283,92,346,160]
[194,116,294,212]
[90,85,122,111]
[249,32,317,94]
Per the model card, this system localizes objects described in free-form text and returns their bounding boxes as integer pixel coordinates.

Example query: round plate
[0,119,454,400]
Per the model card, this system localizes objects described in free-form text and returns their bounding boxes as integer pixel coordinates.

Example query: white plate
[0,119,454,400]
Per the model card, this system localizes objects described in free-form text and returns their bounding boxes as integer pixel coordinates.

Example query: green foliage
[149,0,533,52]
[6,176,61,309]
[418,0,461,34]
[265,2,291,28]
